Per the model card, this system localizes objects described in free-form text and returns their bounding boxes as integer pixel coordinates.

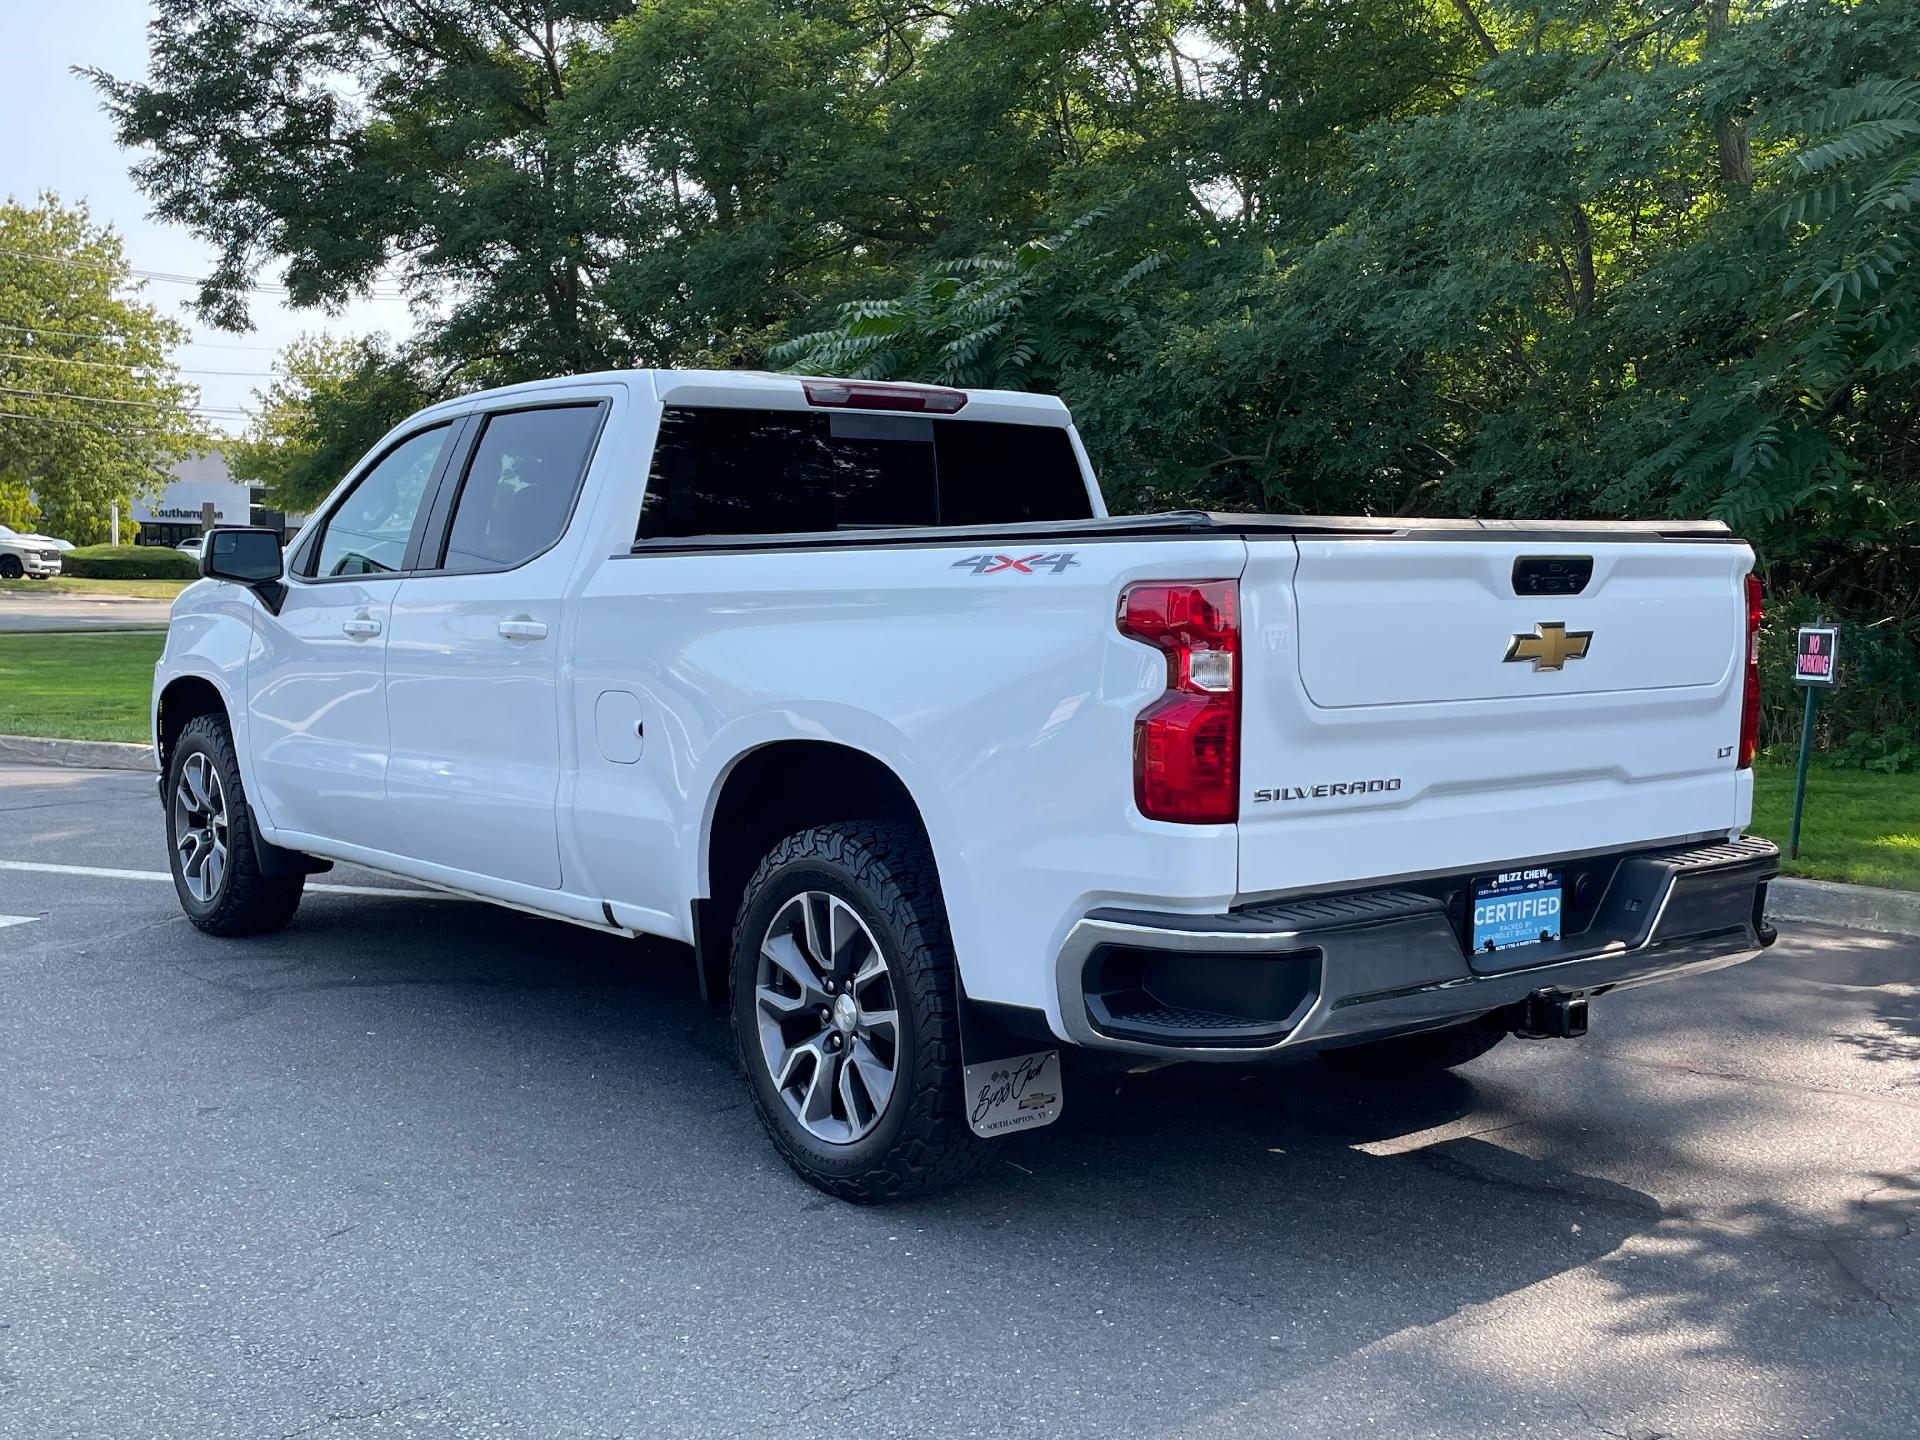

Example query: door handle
[341,616,383,639]
[497,618,548,642]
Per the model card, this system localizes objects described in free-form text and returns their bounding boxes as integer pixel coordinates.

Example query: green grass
[0,632,164,743]
[1751,762,1920,891]
[0,576,190,600]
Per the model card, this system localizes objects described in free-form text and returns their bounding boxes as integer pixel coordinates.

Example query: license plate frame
[1470,868,1563,955]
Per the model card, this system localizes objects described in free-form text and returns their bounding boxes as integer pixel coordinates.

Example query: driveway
[0,590,172,632]
[0,763,1913,1439]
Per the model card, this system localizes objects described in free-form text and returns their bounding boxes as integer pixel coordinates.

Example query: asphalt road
[0,764,1914,1440]
[0,591,171,632]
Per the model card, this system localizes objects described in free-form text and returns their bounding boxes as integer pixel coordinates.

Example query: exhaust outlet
[1513,991,1588,1040]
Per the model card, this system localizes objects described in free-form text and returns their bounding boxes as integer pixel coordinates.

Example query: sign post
[1789,624,1839,859]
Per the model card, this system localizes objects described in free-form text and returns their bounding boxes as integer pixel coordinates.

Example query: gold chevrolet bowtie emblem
[1504,621,1593,672]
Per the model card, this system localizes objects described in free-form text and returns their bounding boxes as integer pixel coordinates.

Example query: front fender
[153,583,262,817]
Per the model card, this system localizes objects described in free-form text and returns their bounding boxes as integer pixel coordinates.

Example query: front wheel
[165,714,305,935]
[731,821,985,1203]
[0,556,21,579]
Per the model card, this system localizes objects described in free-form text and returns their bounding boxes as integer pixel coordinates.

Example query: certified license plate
[1471,868,1562,953]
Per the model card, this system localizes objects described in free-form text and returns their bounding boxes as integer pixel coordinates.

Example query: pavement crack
[718,1352,913,1437]
[792,1350,912,1418]
[1573,1400,1670,1440]
[279,1393,434,1438]
[1585,1047,1920,1112]
[1819,1236,1906,1319]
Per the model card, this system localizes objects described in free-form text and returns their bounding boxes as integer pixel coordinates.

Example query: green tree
[0,474,40,531]
[91,0,1920,722]
[0,194,206,543]
[227,335,434,513]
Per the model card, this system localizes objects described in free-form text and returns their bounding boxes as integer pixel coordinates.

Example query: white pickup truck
[0,523,67,579]
[155,369,1779,1200]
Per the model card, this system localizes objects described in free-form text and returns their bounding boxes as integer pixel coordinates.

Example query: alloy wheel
[754,891,900,1144]
[172,751,230,904]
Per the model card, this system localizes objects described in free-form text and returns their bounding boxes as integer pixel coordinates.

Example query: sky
[1,0,418,435]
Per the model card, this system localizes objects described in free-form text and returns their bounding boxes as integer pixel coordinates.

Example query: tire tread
[170,714,304,936]
[734,820,986,1203]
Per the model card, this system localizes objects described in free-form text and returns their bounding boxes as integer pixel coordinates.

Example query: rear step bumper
[1054,836,1779,1059]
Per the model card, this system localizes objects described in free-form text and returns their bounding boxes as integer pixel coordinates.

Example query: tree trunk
[1707,1,1754,186]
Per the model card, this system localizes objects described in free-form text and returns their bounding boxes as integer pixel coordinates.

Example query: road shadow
[94,891,1916,1438]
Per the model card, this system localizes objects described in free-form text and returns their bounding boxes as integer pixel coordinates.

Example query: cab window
[304,425,449,578]
[433,405,603,573]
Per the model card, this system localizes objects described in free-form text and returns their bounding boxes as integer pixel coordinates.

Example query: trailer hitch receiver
[1514,991,1589,1040]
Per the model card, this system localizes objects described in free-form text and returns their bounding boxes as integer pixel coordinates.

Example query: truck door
[246,422,455,853]
[384,401,608,889]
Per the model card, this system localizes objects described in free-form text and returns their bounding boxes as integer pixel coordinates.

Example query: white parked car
[175,537,205,557]
[152,370,1779,1200]
[0,522,67,579]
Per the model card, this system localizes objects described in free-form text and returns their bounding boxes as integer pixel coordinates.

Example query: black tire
[0,556,22,579]
[1318,1014,1507,1076]
[164,714,305,935]
[730,821,985,1203]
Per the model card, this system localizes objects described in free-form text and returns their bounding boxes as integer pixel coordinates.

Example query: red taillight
[1739,572,1762,768]
[1118,581,1239,823]
[801,380,967,414]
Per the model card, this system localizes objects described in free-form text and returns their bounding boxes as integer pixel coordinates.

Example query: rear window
[635,406,1092,540]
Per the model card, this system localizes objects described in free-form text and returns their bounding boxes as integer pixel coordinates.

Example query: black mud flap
[251,831,333,878]
[956,985,1065,1139]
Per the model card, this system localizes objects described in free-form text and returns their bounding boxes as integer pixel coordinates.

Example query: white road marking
[0,913,41,928]
[0,859,458,901]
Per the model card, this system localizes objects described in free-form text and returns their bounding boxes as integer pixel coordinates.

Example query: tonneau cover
[628,510,1736,554]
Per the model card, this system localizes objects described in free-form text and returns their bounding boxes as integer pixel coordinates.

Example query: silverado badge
[1504,621,1592,672]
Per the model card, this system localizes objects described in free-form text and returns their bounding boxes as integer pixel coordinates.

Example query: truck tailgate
[1236,537,1754,898]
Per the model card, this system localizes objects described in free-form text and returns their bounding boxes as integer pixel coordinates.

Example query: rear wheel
[165,714,304,935]
[1317,1014,1507,1076]
[730,821,984,1203]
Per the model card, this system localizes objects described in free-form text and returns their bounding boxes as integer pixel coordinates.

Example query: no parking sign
[1795,626,1839,687]
[1789,622,1842,859]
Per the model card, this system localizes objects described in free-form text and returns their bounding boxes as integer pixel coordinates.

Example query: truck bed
[627,510,1739,554]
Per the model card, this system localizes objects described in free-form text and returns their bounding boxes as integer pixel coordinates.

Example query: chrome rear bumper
[1055,837,1779,1059]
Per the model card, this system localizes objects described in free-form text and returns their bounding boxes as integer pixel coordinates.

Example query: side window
[633,406,1090,540]
[435,405,603,573]
[637,408,937,540]
[306,425,449,578]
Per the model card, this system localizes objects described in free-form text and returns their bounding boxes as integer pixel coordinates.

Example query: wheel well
[695,741,933,1004]
[156,676,227,776]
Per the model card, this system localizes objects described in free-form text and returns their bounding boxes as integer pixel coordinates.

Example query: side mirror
[202,526,287,612]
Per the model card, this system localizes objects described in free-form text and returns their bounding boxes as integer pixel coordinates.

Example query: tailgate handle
[1512,555,1593,597]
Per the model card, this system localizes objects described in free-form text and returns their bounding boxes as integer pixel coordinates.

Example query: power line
[0,322,282,352]
[0,245,408,299]
[0,408,193,431]
[0,385,248,416]
[0,352,275,379]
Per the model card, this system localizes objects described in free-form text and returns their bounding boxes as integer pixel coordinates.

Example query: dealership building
[131,454,298,547]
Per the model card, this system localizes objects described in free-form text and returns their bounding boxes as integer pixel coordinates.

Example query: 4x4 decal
[951,551,1080,575]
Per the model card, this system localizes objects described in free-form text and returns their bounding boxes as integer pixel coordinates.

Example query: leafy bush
[61,545,200,580]
[1757,591,1920,772]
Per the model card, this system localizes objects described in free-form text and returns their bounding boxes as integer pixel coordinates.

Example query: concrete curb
[0,735,155,772]
[1771,877,1920,939]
